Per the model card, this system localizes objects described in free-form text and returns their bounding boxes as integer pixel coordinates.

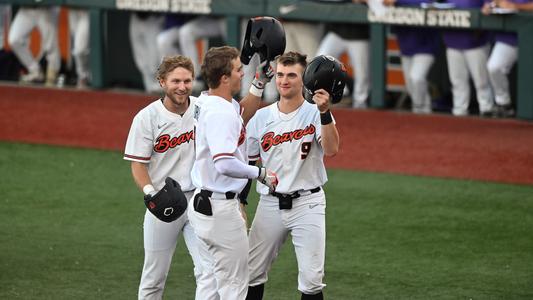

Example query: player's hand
[481,2,494,14]
[252,60,275,89]
[258,167,278,192]
[313,89,331,113]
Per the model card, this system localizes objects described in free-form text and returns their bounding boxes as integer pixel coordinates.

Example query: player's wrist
[249,80,264,97]
[143,184,156,196]
[320,110,333,125]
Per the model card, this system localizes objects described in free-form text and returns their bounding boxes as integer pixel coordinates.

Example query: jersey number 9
[301,142,311,159]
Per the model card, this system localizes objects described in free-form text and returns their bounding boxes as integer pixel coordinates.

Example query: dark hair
[201,46,240,89]
[157,55,195,81]
[277,51,307,69]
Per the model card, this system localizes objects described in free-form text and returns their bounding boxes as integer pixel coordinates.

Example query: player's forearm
[320,124,340,157]
[131,161,153,192]
[214,156,260,179]
[240,93,262,125]
[515,2,533,10]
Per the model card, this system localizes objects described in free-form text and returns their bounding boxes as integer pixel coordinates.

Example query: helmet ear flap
[240,20,255,65]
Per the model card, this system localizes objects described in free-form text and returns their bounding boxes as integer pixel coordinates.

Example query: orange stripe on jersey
[124,154,150,161]
[213,153,235,160]
[249,154,260,159]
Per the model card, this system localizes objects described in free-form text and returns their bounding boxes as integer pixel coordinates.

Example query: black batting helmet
[303,55,348,104]
[144,177,188,223]
[241,16,286,65]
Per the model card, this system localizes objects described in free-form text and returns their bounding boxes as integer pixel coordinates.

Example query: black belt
[271,187,321,210]
[200,189,237,200]
[271,187,321,199]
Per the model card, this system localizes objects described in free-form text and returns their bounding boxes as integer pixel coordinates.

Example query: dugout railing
[2,0,533,120]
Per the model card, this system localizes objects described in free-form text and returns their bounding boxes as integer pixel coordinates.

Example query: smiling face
[276,63,305,100]
[160,66,193,109]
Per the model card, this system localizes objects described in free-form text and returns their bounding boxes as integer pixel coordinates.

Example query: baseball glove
[144,177,187,223]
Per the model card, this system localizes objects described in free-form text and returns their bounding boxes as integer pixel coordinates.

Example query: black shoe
[480,110,496,118]
[495,104,515,118]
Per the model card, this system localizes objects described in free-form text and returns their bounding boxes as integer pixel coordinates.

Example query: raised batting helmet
[303,55,348,104]
[144,177,187,223]
[241,16,286,65]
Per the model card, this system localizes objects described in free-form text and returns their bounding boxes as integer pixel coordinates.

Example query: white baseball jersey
[246,101,328,195]
[191,92,248,193]
[124,97,197,191]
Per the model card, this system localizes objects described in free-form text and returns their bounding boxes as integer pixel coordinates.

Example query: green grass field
[1,142,532,299]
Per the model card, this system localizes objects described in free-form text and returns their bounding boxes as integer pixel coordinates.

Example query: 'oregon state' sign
[117,0,212,14]
[368,7,471,28]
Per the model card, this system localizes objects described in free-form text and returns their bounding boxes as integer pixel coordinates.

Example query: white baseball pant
[8,7,60,73]
[446,45,494,116]
[179,17,227,78]
[401,54,435,114]
[283,21,323,57]
[139,191,217,300]
[68,8,90,82]
[487,41,518,106]
[316,31,370,107]
[156,26,181,57]
[187,192,249,300]
[129,13,164,93]
[248,191,326,295]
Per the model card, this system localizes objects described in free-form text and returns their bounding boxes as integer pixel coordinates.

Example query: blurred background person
[178,16,226,92]
[482,0,533,117]
[316,19,369,108]
[441,0,494,117]
[8,6,60,86]
[385,0,440,113]
[129,11,164,93]
[68,7,90,88]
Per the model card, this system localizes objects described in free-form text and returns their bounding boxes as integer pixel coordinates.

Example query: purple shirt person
[441,0,489,49]
[391,0,441,56]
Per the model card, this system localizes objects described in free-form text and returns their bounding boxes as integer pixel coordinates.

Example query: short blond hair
[156,55,195,81]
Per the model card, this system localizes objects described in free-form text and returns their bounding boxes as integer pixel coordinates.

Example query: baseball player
[245,52,340,300]
[129,12,165,93]
[482,0,533,117]
[442,0,494,116]
[388,0,440,113]
[187,46,278,299]
[316,0,370,109]
[124,55,215,300]
[68,8,90,88]
[8,6,60,85]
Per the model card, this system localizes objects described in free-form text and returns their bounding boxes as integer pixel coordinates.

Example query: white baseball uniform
[179,16,227,80]
[68,8,90,85]
[8,6,60,76]
[487,41,518,107]
[316,28,370,108]
[124,97,216,300]
[129,13,164,93]
[246,101,329,295]
[188,92,250,300]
